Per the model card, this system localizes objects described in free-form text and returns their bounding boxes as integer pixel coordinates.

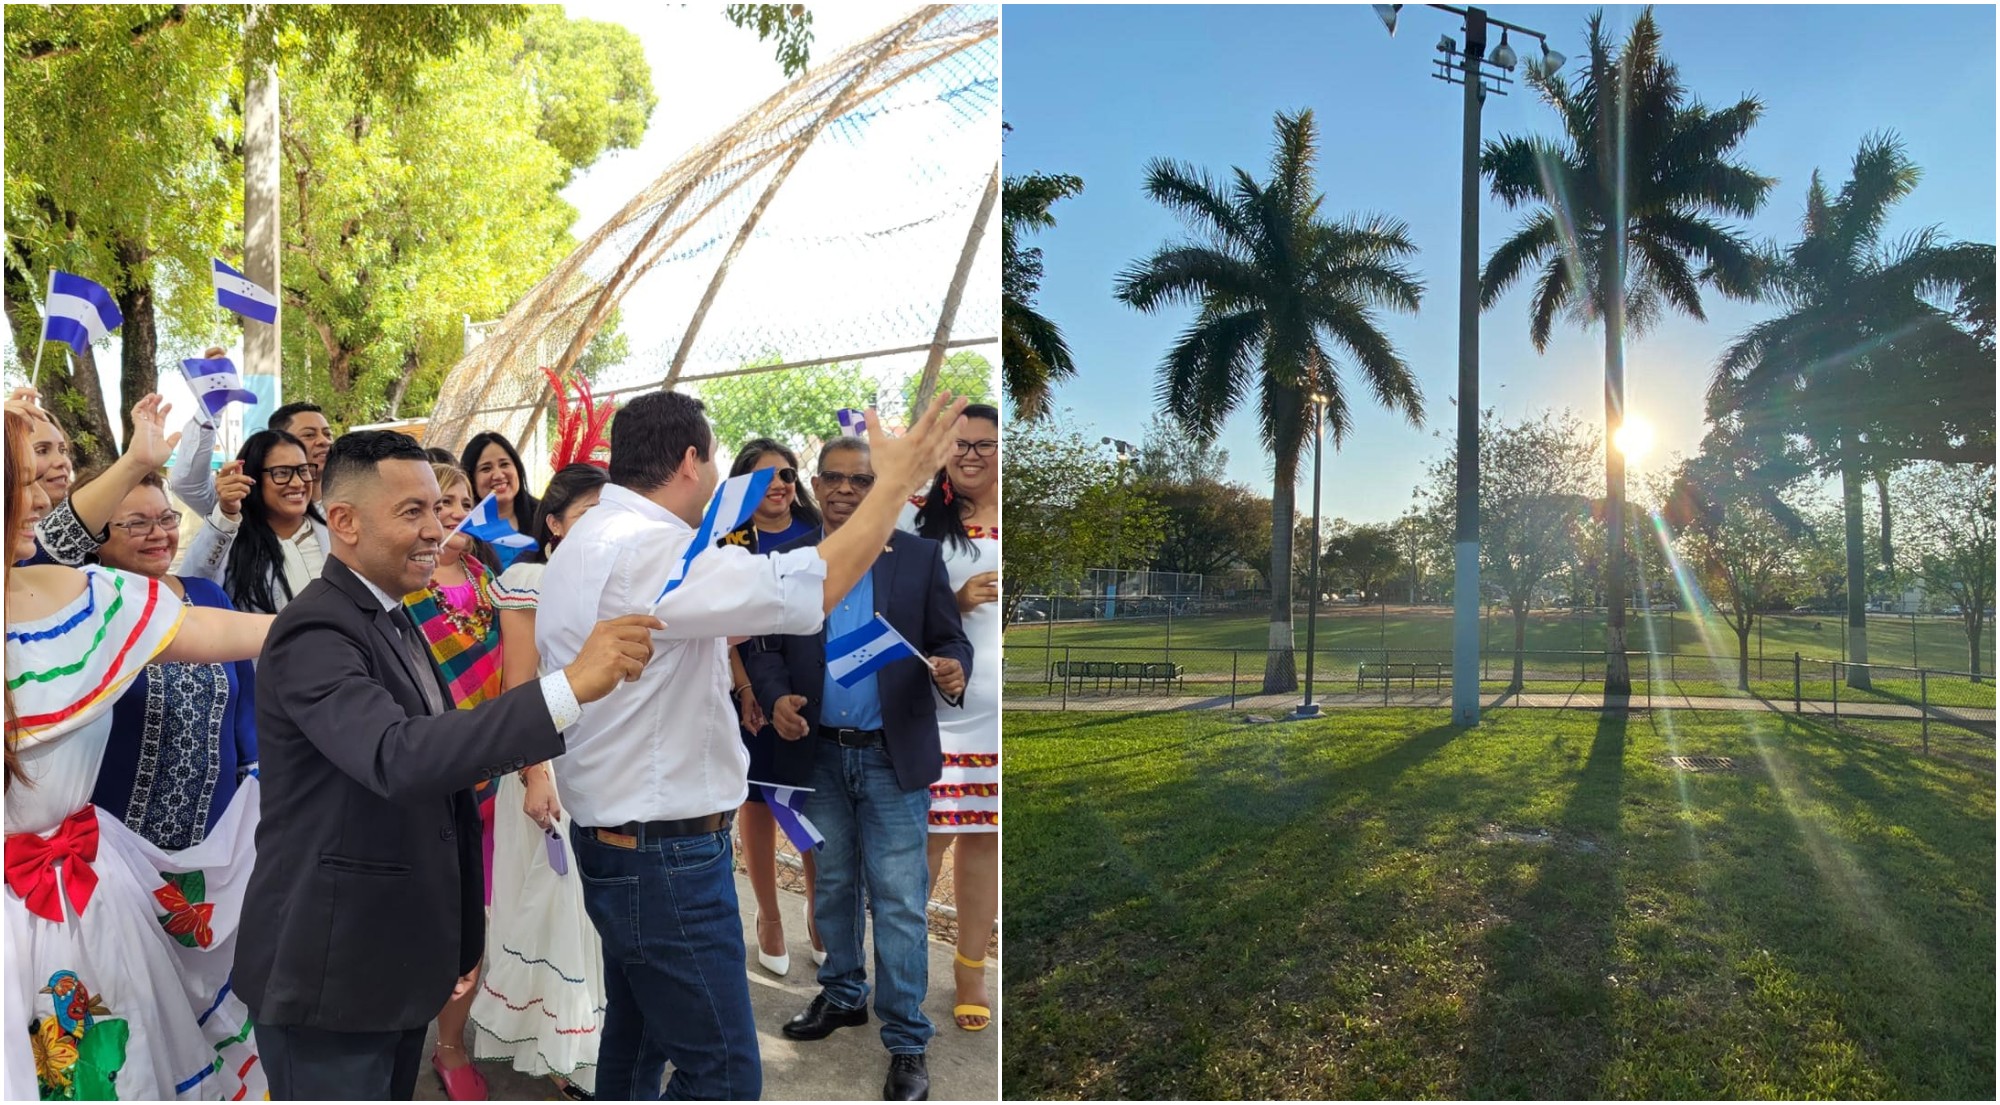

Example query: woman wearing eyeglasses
[86,468,259,852]
[181,429,328,615]
[721,438,826,976]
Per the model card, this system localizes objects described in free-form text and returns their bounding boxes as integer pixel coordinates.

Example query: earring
[941,477,955,505]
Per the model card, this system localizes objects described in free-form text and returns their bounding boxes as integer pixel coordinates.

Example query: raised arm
[811,392,967,613]
[65,394,182,539]
[167,416,220,518]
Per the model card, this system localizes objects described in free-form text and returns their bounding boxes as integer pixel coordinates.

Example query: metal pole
[1061,645,1070,711]
[1230,650,1238,708]
[1450,7,1489,729]
[1297,405,1326,718]
[1921,668,1929,754]
[1832,660,1839,719]
[1794,651,1801,714]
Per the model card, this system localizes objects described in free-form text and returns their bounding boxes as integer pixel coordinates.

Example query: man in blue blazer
[744,436,971,1100]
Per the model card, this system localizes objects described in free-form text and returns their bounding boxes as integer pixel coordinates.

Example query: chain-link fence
[422,5,999,474]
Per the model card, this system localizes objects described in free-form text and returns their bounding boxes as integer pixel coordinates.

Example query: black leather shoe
[883,1053,928,1100]
[782,993,868,1040]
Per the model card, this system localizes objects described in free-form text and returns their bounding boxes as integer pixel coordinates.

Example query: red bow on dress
[4,805,100,923]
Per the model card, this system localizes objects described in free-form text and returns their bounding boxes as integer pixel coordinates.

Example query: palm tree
[1707,134,1993,688]
[1480,7,1772,696]
[1002,170,1084,420]
[1115,108,1424,693]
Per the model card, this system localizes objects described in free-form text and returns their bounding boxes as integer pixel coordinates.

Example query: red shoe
[432,1047,489,1101]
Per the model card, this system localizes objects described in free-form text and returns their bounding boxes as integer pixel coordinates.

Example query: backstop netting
[425,5,999,474]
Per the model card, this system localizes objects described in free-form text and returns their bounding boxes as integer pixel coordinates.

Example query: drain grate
[1668,755,1739,772]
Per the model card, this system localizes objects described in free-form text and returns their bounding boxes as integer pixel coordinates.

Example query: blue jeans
[807,740,935,1054]
[571,825,761,1100]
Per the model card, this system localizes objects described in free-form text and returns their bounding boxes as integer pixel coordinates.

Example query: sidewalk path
[1008,688,1996,730]
[416,873,998,1101]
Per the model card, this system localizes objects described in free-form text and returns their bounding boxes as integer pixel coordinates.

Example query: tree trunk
[1264,476,1298,693]
[1602,251,1631,698]
[1875,470,1893,573]
[1510,599,1528,692]
[1736,618,1753,692]
[1842,452,1872,689]
[385,348,419,419]
[113,237,158,447]
[2,260,117,466]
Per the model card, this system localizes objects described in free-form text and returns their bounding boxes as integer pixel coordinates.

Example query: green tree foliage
[1897,461,1997,680]
[1001,415,1163,626]
[1483,7,1773,694]
[1001,166,1083,420]
[901,351,996,413]
[518,8,658,178]
[725,5,814,78]
[1419,410,1598,690]
[1322,522,1403,603]
[278,13,654,425]
[1115,107,1424,692]
[700,359,875,459]
[1146,479,1270,580]
[1135,411,1229,486]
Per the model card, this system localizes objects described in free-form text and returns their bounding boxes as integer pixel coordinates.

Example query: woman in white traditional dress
[4,404,276,1101]
[473,453,609,1098]
[901,402,1001,1032]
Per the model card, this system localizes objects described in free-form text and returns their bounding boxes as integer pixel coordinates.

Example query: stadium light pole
[1102,437,1137,619]
[1373,3,1562,728]
[1295,393,1329,719]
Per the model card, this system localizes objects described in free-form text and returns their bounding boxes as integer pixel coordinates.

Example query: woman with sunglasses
[721,438,826,976]
[87,468,259,852]
[182,429,327,615]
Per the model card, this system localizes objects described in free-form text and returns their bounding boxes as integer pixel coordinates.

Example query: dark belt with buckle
[823,727,885,748]
[585,811,734,849]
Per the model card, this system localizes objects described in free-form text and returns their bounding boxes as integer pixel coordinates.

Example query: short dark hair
[269,402,325,435]
[730,438,820,529]
[322,430,430,502]
[529,463,610,563]
[424,447,457,466]
[609,391,710,492]
[817,437,870,472]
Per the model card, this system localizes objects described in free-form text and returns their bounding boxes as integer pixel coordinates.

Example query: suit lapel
[328,559,437,713]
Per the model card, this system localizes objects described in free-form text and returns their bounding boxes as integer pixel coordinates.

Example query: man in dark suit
[237,430,660,1100]
[743,436,971,1100]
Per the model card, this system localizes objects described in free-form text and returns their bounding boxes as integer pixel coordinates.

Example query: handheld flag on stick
[38,272,123,385]
[212,260,278,324]
[827,614,925,688]
[178,357,259,429]
[755,782,824,853]
[451,492,539,568]
[835,408,868,437]
[654,468,776,602]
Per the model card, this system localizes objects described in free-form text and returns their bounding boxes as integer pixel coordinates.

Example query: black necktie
[393,611,446,717]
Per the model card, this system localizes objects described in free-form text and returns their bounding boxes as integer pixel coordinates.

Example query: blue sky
[1003,3,1996,522]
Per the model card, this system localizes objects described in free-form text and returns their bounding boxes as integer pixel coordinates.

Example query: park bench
[1049,660,1186,691]
[1356,661,1448,691]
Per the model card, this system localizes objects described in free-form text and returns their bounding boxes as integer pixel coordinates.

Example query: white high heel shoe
[754,913,790,976]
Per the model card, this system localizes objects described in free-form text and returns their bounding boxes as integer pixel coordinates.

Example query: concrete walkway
[416,874,997,1101]
[1009,688,1996,729]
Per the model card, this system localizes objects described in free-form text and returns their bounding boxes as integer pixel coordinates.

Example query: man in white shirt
[536,388,966,1101]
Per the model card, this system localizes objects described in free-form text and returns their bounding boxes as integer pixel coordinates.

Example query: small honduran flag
[755,782,824,853]
[835,408,868,437]
[42,271,123,355]
[655,468,776,602]
[826,613,924,689]
[179,357,259,428]
[212,259,278,324]
[453,491,539,567]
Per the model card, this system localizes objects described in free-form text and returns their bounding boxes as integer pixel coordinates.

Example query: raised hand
[5,386,52,426]
[864,391,971,498]
[563,614,664,703]
[124,393,182,469]
[771,694,810,740]
[215,460,253,518]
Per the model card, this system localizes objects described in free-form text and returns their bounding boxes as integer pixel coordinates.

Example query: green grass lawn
[1005,607,1996,676]
[1004,709,1995,1099]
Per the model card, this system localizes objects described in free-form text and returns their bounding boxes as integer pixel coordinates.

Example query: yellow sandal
[953,951,992,1032]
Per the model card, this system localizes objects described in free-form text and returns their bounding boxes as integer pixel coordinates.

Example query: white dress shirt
[352,562,581,729]
[535,483,827,827]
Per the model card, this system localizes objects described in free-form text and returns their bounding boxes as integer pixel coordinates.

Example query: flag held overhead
[654,468,777,603]
[212,260,278,324]
[43,272,123,355]
[836,408,868,437]
[179,357,260,428]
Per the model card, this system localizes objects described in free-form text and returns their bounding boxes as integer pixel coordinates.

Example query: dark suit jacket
[743,528,973,793]
[236,557,567,1033]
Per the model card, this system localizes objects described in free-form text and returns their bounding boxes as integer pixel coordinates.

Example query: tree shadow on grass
[1461,711,1627,1099]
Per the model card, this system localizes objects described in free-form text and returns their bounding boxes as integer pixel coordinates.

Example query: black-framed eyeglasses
[264,464,319,486]
[816,471,877,490]
[109,511,183,538]
[953,439,998,458]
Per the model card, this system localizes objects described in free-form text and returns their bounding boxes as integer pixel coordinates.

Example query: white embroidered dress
[4,567,264,1101]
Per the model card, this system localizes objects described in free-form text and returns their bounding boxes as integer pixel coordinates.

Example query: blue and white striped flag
[655,468,776,602]
[827,613,924,688]
[212,259,278,324]
[755,782,824,853]
[453,491,538,567]
[43,272,123,355]
[836,408,868,437]
[179,357,259,427]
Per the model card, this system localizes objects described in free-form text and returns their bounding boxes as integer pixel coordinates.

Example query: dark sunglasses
[264,463,319,486]
[772,467,798,485]
[816,471,877,491]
